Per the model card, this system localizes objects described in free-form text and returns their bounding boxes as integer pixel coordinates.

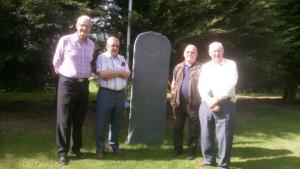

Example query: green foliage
[0,0,299,102]
[0,0,93,91]
[118,0,299,100]
[273,0,300,103]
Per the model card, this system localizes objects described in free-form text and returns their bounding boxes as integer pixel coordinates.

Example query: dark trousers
[56,75,89,156]
[199,100,235,169]
[173,102,200,154]
[96,87,125,153]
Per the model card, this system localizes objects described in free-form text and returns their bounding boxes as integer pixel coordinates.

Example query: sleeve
[170,65,178,93]
[52,37,64,74]
[172,66,177,78]
[123,57,131,73]
[96,54,105,73]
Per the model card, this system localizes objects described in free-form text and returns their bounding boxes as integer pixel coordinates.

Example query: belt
[219,97,234,103]
[101,87,124,92]
[60,75,88,82]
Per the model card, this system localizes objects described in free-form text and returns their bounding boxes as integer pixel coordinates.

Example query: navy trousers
[199,99,235,169]
[96,87,125,153]
[56,75,89,156]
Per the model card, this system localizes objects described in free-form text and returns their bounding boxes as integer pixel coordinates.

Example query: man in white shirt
[197,42,238,169]
[95,37,130,159]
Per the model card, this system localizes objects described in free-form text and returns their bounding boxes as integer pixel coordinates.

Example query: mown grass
[0,89,300,169]
[0,80,99,103]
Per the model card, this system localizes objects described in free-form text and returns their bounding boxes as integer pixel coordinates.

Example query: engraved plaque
[126,32,171,144]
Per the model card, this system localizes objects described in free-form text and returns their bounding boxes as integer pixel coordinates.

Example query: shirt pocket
[64,46,78,59]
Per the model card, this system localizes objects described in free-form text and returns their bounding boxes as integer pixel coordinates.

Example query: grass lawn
[0,93,300,168]
[0,81,99,103]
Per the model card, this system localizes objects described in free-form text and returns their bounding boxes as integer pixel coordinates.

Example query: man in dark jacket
[170,44,201,160]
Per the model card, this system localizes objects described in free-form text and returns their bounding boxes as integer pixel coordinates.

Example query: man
[53,15,95,165]
[197,42,238,169]
[95,37,130,159]
[170,44,201,160]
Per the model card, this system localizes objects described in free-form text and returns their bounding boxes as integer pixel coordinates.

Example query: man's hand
[116,70,130,80]
[207,97,220,112]
[207,97,218,108]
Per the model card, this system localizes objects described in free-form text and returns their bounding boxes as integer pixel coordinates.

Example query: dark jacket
[170,61,201,110]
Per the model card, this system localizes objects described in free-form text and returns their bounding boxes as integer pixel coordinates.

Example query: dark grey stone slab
[126,31,171,144]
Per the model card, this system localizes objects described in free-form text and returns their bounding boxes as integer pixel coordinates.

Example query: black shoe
[73,151,86,159]
[58,155,67,165]
[96,152,105,159]
[109,147,123,155]
[172,150,182,157]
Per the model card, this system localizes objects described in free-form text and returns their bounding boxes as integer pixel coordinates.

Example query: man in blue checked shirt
[95,37,130,159]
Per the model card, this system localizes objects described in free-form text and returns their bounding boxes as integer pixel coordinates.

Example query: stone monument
[126,31,171,144]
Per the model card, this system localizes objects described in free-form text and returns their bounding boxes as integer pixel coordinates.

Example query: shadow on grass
[79,147,176,161]
[232,147,292,158]
[231,156,300,169]
[0,99,300,168]
[0,134,181,161]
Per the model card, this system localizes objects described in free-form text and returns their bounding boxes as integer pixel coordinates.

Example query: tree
[0,0,93,90]
[275,0,300,103]
[91,0,125,51]
[117,0,282,91]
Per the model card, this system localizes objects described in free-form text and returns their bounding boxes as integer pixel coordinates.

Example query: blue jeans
[96,88,125,153]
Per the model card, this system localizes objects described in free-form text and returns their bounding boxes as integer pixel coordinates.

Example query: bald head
[184,44,198,65]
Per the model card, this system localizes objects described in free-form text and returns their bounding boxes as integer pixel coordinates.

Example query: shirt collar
[211,59,225,66]
[72,32,88,43]
[105,52,119,60]
[185,61,195,67]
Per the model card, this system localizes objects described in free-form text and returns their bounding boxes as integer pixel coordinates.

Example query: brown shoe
[197,161,217,168]
[109,147,123,155]
[96,152,105,159]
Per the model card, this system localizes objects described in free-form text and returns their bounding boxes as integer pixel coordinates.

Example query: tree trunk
[282,79,297,104]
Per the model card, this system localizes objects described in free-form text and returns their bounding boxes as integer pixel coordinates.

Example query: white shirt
[198,58,238,102]
[96,52,130,90]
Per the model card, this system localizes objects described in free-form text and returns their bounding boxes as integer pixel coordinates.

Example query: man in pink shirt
[53,15,95,165]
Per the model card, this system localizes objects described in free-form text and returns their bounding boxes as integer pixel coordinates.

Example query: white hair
[209,42,223,50]
[107,36,119,44]
[77,15,92,25]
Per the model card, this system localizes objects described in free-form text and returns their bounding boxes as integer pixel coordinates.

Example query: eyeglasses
[110,44,119,48]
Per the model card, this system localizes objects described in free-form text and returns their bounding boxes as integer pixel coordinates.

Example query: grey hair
[77,15,92,25]
[209,42,223,50]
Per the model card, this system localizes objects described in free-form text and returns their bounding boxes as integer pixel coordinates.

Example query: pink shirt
[53,33,95,78]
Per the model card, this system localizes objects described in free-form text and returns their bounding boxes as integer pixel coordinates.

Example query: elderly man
[197,42,238,169]
[95,37,130,159]
[170,44,201,160]
[53,15,95,165]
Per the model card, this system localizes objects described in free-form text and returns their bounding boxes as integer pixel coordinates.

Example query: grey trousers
[199,100,235,169]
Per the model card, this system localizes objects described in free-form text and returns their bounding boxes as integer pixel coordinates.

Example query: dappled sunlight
[237,95,281,99]
[1,98,300,168]
[231,156,300,169]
